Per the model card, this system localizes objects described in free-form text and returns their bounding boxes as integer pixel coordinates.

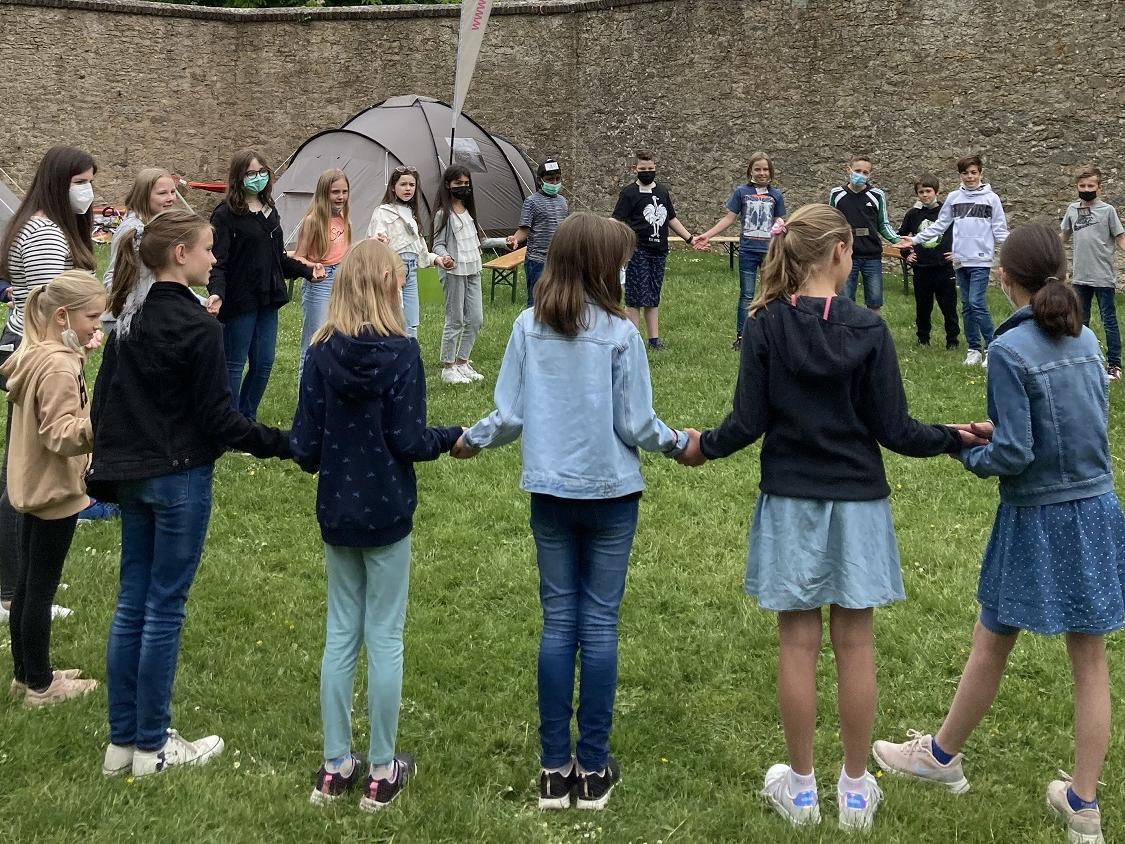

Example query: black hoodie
[701,295,960,500]
[290,330,461,548]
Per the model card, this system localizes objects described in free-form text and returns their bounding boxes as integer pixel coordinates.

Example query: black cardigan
[207,202,312,321]
[90,283,290,489]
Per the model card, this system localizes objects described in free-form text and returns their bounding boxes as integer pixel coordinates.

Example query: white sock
[544,759,575,776]
[839,768,870,797]
[787,767,817,796]
[370,761,396,782]
[576,762,605,776]
[325,755,355,776]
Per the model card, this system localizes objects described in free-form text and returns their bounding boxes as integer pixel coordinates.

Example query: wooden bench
[484,246,526,303]
[670,235,739,270]
[882,244,913,294]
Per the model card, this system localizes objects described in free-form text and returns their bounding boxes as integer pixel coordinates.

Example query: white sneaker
[963,350,983,366]
[761,763,821,826]
[440,366,471,385]
[132,729,225,777]
[872,730,970,793]
[457,362,484,382]
[838,772,883,832]
[981,353,988,369]
[102,743,135,776]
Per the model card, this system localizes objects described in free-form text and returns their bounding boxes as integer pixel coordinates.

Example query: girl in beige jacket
[2,269,104,707]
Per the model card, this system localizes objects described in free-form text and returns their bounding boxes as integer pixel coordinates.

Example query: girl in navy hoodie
[291,238,461,812]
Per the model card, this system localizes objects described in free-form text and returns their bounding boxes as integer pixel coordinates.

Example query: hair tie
[1045,275,1061,284]
[770,219,787,237]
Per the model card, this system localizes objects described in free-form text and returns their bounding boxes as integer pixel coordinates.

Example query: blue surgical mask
[849,172,868,188]
[243,173,269,194]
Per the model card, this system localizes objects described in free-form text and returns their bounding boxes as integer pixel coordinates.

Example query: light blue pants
[320,535,411,766]
[400,254,419,338]
[299,264,337,381]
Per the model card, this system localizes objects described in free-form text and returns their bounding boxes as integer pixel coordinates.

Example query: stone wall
[2,0,1124,228]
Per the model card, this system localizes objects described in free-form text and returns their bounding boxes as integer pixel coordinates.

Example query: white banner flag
[450,0,493,140]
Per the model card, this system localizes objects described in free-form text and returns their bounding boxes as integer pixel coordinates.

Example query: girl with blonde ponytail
[0,269,105,707]
[683,204,983,832]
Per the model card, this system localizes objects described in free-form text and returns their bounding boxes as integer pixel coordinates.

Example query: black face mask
[637,170,657,186]
[450,186,473,201]
[1078,190,1098,202]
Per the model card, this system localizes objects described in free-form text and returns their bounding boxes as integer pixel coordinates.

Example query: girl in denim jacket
[455,213,687,811]
[875,223,1125,844]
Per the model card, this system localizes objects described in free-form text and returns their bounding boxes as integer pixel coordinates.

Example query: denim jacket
[464,305,687,498]
[960,306,1112,506]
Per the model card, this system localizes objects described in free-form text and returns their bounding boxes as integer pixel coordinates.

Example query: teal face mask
[243,173,269,194]
[541,182,562,197]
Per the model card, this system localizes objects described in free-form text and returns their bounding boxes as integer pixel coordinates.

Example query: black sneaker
[731,335,742,351]
[538,761,577,810]
[576,755,620,810]
[946,340,960,350]
[309,755,362,805]
[359,753,416,813]
[917,337,930,346]
[648,338,667,352]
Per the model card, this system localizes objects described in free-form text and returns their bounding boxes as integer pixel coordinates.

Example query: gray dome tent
[275,95,536,247]
[0,180,20,234]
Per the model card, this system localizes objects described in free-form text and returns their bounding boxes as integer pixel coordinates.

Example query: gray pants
[439,272,483,363]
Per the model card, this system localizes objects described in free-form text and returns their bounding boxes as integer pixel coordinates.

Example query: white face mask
[69,183,94,215]
[61,313,83,353]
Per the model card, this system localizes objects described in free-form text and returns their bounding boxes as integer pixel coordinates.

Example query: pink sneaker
[23,673,98,708]
[871,730,970,794]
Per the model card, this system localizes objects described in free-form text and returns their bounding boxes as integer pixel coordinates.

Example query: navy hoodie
[701,295,960,500]
[290,330,461,547]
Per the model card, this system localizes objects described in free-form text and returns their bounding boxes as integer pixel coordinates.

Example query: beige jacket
[366,203,438,268]
[1,340,92,519]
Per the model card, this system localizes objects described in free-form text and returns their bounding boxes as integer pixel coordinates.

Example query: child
[207,149,321,419]
[431,165,507,385]
[611,150,698,350]
[102,167,178,334]
[1061,165,1125,381]
[0,145,97,624]
[2,270,104,707]
[828,155,909,316]
[454,213,688,811]
[366,165,440,338]
[911,154,1009,367]
[678,205,980,831]
[695,152,787,349]
[92,209,291,778]
[291,239,462,811]
[294,168,350,373]
[898,175,960,348]
[505,158,570,306]
[873,223,1124,844]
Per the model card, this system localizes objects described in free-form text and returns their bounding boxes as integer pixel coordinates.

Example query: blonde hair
[302,169,352,262]
[313,239,405,343]
[123,168,175,223]
[11,270,105,365]
[750,204,852,316]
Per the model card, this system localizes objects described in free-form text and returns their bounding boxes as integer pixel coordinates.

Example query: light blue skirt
[745,494,904,611]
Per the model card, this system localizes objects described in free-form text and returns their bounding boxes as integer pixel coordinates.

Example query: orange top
[320,216,349,266]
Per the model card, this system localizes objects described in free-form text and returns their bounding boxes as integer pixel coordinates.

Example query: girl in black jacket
[206,149,320,420]
[93,209,291,779]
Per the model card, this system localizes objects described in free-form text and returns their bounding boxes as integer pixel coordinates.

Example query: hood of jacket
[1,340,82,405]
[756,295,884,379]
[311,329,417,401]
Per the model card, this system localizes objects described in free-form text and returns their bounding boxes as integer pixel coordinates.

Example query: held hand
[692,236,710,251]
[375,233,389,244]
[969,420,995,440]
[944,251,954,262]
[954,428,990,449]
[451,432,481,459]
[906,251,918,265]
[675,428,708,467]
[205,295,222,316]
[84,328,105,350]
[312,263,326,281]
[895,237,914,250]
[440,256,456,270]
[505,235,519,250]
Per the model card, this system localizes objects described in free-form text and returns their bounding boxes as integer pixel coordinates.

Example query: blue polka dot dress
[978,491,1125,635]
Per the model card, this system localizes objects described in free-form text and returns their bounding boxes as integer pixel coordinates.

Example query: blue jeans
[530,493,639,770]
[737,249,766,336]
[957,266,995,352]
[400,255,419,337]
[223,307,279,420]
[321,536,411,766]
[106,465,214,751]
[299,265,336,380]
[525,258,545,308]
[1076,285,1121,367]
[844,257,884,309]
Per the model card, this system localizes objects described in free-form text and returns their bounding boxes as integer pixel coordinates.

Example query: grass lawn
[1,248,1123,843]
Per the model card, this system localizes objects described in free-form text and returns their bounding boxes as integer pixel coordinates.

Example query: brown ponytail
[109,209,209,319]
[752,204,851,316]
[998,222,1080,338]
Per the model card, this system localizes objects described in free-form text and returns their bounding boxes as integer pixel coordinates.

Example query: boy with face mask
[898,175,959,349]
[1061,165,1125,381]
[506,159,570,307]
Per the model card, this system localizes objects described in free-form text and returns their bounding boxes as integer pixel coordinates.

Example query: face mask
[449,186,473,201]
[69,183,94,215]
[1079,190,1098,202]
[331,203,345,215]
[637,170,657,186]
[61,313,84,353]
[540,182,562,197]
[849,172,868,188]
[243,173,269,195]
